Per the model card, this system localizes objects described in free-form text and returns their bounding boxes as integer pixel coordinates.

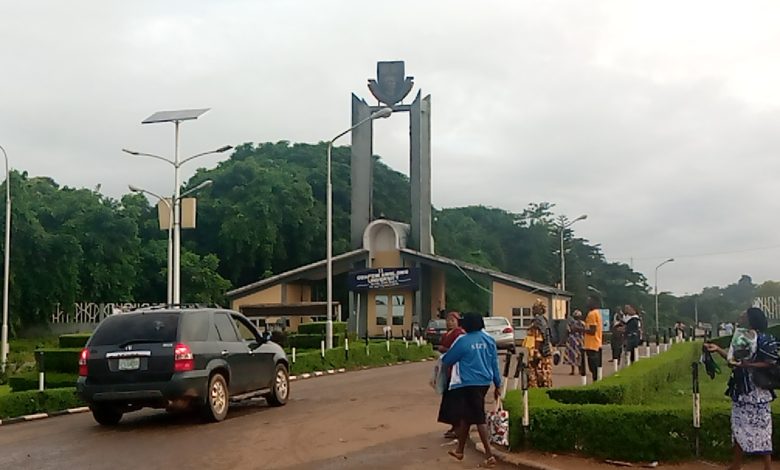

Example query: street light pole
[129,180,213,305]
[172,122,182,305]
[325,107,392,349]
[654,258,675,331]
[0,145,9,373]
[558,214,587,292]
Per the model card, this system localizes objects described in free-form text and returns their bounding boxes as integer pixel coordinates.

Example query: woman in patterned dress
[705,307,778,470]
[524,300,553,388]
[563,310,585,375]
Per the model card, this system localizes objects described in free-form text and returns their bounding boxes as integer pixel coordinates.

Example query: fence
[50,302,162,324]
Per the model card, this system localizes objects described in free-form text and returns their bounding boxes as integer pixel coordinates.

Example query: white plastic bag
[429,357,448,394]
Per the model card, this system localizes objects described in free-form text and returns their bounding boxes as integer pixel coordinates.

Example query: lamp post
[0,145,9,373]
[128,180,213,304]
[124,108,230,306]
[325,107,392,349]
[558,214,587,292]
[654,258,675,331]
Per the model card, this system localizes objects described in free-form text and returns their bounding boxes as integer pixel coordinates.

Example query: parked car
[483,317,515,350]
[76,307,289,426]
[425,319,447,345]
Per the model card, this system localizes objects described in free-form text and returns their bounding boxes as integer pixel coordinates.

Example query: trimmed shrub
[297,322,347,336]
[58,333,91,349]
[289,341,434,374]
[0,387,84,419]
[270,331,288,348]
[547,342,701,405]
[8,372,78,392]
[288,334,343,350]
[35,348,81,374]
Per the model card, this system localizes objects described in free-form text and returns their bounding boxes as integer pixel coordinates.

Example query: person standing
[623,305,642,363]
[523,300,554,387]
[705,308,778,470]
[437,311,465,439]
[583,296,603,382]
[439,313,502,468]
[563,309,586,375]
[610,309,625,364]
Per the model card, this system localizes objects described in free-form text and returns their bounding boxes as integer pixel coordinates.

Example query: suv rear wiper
[117,339,166,348]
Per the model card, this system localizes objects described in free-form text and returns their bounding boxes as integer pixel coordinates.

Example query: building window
[511,307,533,330]
[392,295,405,326]
[375,295,388,326]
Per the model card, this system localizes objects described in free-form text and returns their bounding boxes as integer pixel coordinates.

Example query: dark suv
[76,307,289,425]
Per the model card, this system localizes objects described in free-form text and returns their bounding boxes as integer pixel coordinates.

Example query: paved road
[0,362,514,470]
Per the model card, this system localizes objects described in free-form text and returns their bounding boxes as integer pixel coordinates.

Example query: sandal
[480,456,497,468]
[447,450,464,461]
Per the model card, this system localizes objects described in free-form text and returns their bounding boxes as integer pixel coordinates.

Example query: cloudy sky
[2,1,780,295]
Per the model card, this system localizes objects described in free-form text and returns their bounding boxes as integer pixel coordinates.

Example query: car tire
[264,363,289,407]
[91,404,123,426]
[201,372,229,422]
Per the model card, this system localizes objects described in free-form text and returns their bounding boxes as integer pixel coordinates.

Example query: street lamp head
[128,184,142,193]
[370,107,393,119]
[122,148,140,156]
[215,145,233,153]
[194,180,213,191]
[575,214,588,222]
[667,258,675,263]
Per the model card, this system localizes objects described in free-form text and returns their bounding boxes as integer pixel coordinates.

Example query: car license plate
[118,358,140,371]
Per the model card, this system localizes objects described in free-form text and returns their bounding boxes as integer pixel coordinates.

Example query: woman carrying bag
[436,311,464,439]
[705,307,779,470]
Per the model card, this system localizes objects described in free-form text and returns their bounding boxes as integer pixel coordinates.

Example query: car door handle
[221,350,229,357]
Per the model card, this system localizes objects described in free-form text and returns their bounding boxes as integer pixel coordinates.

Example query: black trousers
[585,348,601,382]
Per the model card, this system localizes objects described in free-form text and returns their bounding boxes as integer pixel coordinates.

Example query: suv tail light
[502,327,513,334]
[174,343,194,372]
[79,348,89,376]
[425,328,435,335]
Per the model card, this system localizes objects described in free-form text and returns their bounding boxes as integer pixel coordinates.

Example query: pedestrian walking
[563,309,586,375]
[705,307,778,470]
[437,311,465,439]
[438,312,502,468]
[583,296,603,382]
[623,305,642,363]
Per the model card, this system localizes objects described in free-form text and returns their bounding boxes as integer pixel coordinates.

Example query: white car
[483,317,515,350]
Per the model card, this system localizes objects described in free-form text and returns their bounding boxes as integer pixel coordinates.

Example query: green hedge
[504,389,780,462]
[35,348,81,374]
[288,334,344,350]
[0,387,84,419]
[547,342,701,405]
[297,322,347,335]
[58,333,91,349]
[8,372,78,392]
[290,341,434,374]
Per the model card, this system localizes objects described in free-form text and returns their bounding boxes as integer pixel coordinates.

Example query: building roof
[399,248,570,297]
[225,249,369,299]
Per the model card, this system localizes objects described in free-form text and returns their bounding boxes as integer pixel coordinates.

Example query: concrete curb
[469,431,564,470]
[288,356,435,383]
[0,406,90,427]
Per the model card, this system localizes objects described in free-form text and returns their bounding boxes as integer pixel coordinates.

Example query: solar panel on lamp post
[123,108,230,306]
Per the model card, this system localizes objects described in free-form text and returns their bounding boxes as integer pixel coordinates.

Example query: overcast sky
[2,1,780,295]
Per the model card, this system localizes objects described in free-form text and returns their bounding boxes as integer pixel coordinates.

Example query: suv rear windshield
[89,312,180,346]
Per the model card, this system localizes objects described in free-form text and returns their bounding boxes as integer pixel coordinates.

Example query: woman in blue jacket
[438,312,502,467]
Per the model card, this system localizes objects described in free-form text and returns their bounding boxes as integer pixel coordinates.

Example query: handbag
[487,399,510,447]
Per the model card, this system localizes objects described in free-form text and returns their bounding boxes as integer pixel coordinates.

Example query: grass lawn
[647,355,780,412]
[0,385,9,396]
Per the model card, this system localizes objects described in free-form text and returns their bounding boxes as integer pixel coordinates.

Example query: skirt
[732,398,773,454]
[437,385,490,426]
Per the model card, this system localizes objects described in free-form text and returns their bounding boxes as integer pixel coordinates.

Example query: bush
[0,387,84,419]
[58,333,91,349]
[547,342,701,405]
[8,372,78,392]
[270,331,288,348]
[288,334,344,350]
[297,322,347,336]
[35,348,81,374]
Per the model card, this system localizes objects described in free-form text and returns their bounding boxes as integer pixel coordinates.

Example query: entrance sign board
[348,267,419,291]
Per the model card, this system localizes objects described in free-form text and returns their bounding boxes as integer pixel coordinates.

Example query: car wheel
[202,372,229,422]
[91,404,123,426]
[265,363,289,407]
